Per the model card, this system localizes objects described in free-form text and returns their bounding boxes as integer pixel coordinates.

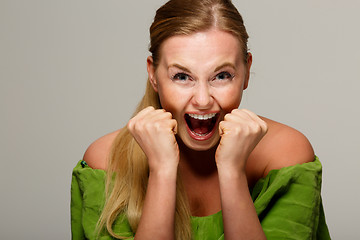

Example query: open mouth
[184,113,219,138]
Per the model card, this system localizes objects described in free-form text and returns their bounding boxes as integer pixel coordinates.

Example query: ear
[243,52,252,90]
[147,56,158,92]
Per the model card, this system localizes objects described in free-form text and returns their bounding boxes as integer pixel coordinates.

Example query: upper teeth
[188,113,216,120]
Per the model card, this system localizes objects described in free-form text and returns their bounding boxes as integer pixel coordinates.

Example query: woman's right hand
[127,106,179,172]
[129,107,178,239]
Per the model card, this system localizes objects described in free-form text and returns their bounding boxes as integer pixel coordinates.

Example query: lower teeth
[192,131,209,137]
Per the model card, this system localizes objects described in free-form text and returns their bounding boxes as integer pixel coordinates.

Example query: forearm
[218,167,266,240]
[135,167,177,240]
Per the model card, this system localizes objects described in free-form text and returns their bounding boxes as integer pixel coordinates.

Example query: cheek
[216,87,243,111]
[157,86,188,114]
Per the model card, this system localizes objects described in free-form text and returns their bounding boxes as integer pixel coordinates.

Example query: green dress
[71,156,330,239]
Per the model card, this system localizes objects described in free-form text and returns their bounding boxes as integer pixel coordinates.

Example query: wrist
[149,164,178,180]
[216,163,247,181]
[216,157,247,175]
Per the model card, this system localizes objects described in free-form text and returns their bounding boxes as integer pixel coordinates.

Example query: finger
[218,120,233,136]
[144,110,173,126]
[134,108,167,122]
[241,109,268,134]
[145,110,176,134]
[128,107,162,131]
[153,109,172,120]
[219,121,224,136]
[224,109,268,136]
[224,109,250,122]
[132,106,156,120]
[161,118,177,134]
[171,119,178,134]
[241,109,260,121]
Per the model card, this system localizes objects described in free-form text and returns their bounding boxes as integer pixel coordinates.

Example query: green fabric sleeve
[71,161,134,240]
[251,157,330,239]
[71,167,85,239]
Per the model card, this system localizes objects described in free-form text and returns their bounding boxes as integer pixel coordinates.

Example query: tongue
[193,126,209,134]
[190,118,211,134]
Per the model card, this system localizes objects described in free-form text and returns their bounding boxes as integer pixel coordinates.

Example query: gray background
[1,0,359,239]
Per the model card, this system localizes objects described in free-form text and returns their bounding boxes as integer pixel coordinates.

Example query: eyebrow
[168,64,191,73]
[214,62,236,72]
[168,62,236,73]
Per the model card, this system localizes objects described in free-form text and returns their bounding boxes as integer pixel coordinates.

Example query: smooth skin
[84,29,314,240]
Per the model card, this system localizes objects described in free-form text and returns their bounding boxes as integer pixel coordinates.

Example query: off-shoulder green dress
[71,156,330,239]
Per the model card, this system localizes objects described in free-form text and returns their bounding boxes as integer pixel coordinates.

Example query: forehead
[159,30,243,67]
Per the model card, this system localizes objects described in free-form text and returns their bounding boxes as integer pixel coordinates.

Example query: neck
[177,136,218,178]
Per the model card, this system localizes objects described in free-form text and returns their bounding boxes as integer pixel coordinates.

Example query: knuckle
[224,113,232,120]
[254,122,262,131]
[231,109,240,114]
[133,122,142,132]
[164,111,172,118]
[153,121,162,130]
[234,127,242,135]
[263,122,268,133]
[156,108,166,113]
[250,122,261,134]
[127,119,134,130]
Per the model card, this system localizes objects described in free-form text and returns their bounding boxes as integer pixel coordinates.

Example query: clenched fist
[127,106,179,173]
[216,109,268,172]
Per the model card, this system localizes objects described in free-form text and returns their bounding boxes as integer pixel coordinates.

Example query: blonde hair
[98,0,249,239]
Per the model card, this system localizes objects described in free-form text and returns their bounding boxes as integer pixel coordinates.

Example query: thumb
[172,119,178,135]
[218,121,225,136]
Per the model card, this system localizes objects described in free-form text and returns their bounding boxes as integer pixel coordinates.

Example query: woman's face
[148,29,252,151]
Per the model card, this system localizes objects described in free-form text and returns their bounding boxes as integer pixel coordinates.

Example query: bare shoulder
[83,129,121,170]
[248,116,315,179]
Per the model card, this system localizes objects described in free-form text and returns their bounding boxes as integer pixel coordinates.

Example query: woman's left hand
[215,109,268,173]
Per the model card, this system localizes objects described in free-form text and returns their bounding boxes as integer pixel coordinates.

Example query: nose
[192,81,213,109]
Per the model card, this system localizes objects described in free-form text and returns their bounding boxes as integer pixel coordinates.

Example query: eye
[215,71,234,81]
[172,73,190,81]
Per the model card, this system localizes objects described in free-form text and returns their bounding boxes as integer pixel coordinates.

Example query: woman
[71,0,330,239]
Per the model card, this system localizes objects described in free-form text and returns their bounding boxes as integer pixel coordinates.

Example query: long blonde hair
[98,0,249,239]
